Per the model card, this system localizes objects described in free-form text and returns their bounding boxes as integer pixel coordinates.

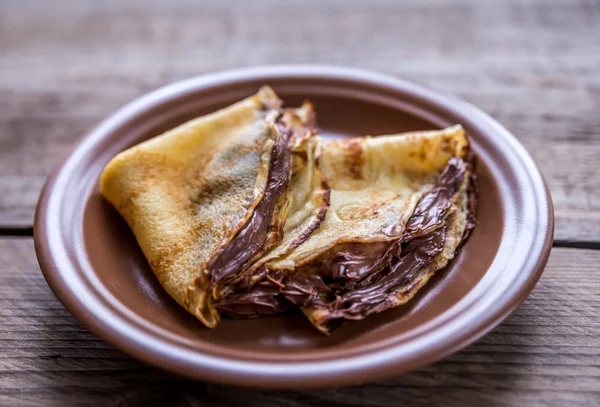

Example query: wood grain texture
[0,238,599,407]
[1,0,599,241]
[1,1,599,405]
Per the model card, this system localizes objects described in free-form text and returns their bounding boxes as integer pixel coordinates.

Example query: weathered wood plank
[0,0,599,241]
[0,238,598,406]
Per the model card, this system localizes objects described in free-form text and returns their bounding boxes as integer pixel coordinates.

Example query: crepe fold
[216,125,477,334]
[101,87,477,334]
[100,87,326,327]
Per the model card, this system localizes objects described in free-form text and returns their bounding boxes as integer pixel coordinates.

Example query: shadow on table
[103,316,538,407]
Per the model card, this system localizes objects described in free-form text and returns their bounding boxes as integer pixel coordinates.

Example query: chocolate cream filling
[215,157,477,320]
[207,119,293,285]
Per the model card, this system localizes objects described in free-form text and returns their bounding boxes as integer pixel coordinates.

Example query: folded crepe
[215,125,477,334]
[100,86,322,327]
[101,86,477,334]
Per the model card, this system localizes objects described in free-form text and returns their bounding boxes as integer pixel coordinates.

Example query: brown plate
[34,66,553,388]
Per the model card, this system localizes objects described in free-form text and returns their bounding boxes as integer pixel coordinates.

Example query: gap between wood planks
[1,227,599,250]
[0,227,34,237]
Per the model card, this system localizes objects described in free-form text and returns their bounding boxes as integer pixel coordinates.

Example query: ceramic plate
[35,66,553,388]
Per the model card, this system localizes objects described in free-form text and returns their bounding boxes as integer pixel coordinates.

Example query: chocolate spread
[208,119,293,284]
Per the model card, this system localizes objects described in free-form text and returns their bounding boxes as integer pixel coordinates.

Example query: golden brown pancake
[101,87,293,327]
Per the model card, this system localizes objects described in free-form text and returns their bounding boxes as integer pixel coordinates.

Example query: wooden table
[1,1,599,405]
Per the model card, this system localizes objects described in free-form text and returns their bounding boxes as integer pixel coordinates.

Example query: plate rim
[34,65,554,388]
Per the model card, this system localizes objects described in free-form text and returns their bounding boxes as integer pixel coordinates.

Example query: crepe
[100,86,301,327]
[298,153,474,333]
[216,125,476,333]
[101,85,477,334]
